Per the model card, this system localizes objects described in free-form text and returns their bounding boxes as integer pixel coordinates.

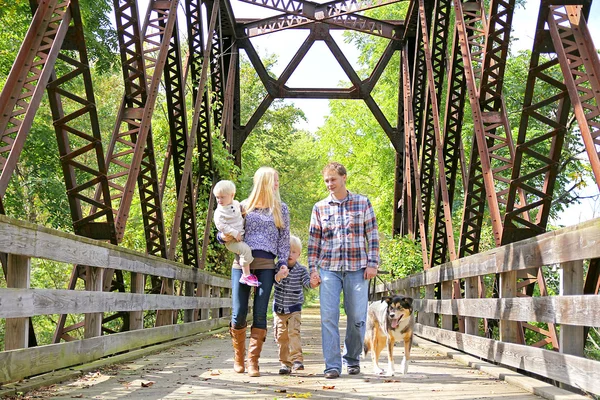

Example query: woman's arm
[276,203,291,268]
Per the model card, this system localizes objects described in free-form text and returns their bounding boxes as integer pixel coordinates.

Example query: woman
[226,167,290,377]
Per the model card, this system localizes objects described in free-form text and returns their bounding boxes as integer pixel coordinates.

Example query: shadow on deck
[2,307,568,400]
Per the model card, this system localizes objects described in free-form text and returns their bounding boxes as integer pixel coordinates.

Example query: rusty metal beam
[418,0,453,268]
[238,0,406,21]
[402,43,429,267]
[239,13,402,39]
[0,0,71,197]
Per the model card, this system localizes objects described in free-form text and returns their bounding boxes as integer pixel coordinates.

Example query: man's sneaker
[292,361,304,371]
[324,370,340,379]
[347,365,361,375]
[239,273,261,287]
[279,364,291,375]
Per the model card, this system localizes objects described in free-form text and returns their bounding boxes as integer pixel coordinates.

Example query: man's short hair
[290,235,302,252]
[322,162,347,176]
[213,180,236,196]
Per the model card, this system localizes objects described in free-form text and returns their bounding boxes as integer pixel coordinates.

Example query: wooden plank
[0,288,231,318]
[130,272,145,330]
[419,284,436,326]
[5,254,30,350]
[464,277,479,335]
[0,316,230,384]
[413,295,600,326]
[0,215,230,288]
[499,270,520,343]
[84,266,103,339]
[559,260,584,357]
[415,323,600,395]
[441,280,452,330]
[391,218,600,290]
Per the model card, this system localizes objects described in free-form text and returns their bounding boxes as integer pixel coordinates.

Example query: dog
[363,295,414,376]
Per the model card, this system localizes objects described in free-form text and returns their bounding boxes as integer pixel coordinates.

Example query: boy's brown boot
[230,325,247,373]
[247,327,267,377]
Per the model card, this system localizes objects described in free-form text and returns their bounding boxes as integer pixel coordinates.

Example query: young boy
[213,180,260,287]
[273,235,315,374]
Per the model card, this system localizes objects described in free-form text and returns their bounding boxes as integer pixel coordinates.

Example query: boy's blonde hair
[290,235,302,252]
[213,180,236,196]
[245,167,284,228]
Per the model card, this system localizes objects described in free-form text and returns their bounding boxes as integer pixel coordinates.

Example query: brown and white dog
[363,295,414,376]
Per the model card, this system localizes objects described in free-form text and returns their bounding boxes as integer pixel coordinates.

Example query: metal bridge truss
[1,0,599,351]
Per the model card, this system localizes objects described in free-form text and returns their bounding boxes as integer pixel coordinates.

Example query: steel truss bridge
[0,0,599,396]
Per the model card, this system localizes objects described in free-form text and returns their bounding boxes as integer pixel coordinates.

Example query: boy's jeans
[319,268,369,374]
[231,266,275,329]
[273,311,303,366]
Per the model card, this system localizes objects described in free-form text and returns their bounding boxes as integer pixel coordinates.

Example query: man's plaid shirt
[308,192,380,273]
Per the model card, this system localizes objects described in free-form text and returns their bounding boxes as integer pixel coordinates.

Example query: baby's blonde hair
[245,167,284,228]
[213,180,236,196]
[290,235,302,252]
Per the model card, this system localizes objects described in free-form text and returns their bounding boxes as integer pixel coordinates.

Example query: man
[308,162,380,379]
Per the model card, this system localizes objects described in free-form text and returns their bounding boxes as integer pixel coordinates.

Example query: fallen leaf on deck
[322,385,335,390]
[210,370,221,375]
[286,393,312,398]
[141,381,155,387]
[71,395,84,398]
[275,389,287,393]
[384,379,401,383]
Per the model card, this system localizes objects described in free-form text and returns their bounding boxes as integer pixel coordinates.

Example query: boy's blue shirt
[273,261,312,314]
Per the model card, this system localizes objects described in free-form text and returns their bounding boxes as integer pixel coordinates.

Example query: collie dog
[363,295,414,376]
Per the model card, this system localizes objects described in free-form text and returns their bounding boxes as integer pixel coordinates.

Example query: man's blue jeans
[319,268,369,374]
[231,267,275,329]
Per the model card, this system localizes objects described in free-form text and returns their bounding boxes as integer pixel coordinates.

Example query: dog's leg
[372,333,385,375]
[399,333,412,374]
[385,336,395,376]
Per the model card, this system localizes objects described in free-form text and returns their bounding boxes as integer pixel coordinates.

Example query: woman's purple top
[242,202,290,268]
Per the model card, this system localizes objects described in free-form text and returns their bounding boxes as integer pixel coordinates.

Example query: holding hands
[275,265,289,282]
[310,271,321,288]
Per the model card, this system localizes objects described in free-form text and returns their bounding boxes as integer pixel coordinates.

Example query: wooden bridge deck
[4,307,576,400]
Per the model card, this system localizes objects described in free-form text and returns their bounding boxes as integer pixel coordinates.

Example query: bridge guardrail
[373,217,600,395]
[0,214,232,384]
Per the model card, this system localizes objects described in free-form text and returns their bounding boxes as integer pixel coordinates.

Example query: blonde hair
[245,167,284,228]
[290,235,302,252]
[213,180,236,196]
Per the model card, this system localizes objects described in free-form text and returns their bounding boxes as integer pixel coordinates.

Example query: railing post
[210,286,220,319]
[84,266,103,338]
[222,288,231,318]
[419,284,436,326]
[5,254,30,350]
[464,276,479,335]
[156,278,175,326]
[441,280,453,330]
[559,260,584,356]
[130,272,145,330]
[184,280,195,322]
[499,271,521,343]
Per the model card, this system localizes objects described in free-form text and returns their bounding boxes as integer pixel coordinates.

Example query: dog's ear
[402,297,414,307]
[381,296,392,304]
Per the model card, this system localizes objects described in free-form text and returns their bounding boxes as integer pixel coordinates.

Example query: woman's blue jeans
[319,268,369,374]
[231,267,275,329]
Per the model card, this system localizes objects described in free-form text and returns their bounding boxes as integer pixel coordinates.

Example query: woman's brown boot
[230,325,247,373]
[247,327,267,377]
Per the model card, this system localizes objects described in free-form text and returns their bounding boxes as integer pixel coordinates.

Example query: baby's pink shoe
[239,273,261,287]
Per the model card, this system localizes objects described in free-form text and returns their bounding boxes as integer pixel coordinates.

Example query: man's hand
[235,232,242,242]
[310,271,321,288]
[364,266,378,280]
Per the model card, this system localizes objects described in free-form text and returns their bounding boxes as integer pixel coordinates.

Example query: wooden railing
[374,218,600,396]
[0,215,231,384]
